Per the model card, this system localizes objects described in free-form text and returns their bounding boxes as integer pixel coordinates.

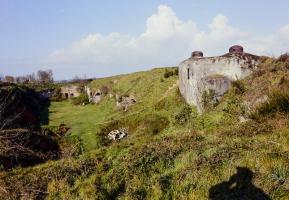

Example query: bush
[277,53,289,62]
[231,80,246,94]
[50,88,63,102]
[252,90,289,118]
[174,105,192,125]
[173,68,179,76]
[164,69,174,78]
[0,129,60,170]
[72,93,89,105]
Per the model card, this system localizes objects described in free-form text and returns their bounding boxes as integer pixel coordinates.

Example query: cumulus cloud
[49,4,289,78]
[50,5,198,70]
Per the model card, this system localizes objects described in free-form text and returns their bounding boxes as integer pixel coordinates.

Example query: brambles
[0,129,60,170]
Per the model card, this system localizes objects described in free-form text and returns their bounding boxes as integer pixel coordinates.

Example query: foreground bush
[0,129,60,170]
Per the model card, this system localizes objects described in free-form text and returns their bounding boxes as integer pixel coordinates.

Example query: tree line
[0,69,54,84]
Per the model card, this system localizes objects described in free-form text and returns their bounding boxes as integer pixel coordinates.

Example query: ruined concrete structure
[116,94,137,111]
[107,128,128,141]
[179,45,261,112]
[60,85,81,99]
[85,86,102,103]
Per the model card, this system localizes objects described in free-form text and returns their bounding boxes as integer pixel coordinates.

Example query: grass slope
[48,68,180,151]
[1,61,289,200]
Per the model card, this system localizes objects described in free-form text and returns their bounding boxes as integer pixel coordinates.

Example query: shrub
[252,90,289,118]
[173,68,179,76]
[50,88,63,102]
[0,129,60,170]
[222,97,246,115]
[164,69,174,78]
[72,93,89,105]
[277,53,289,62]
[231,80,246,94]
[174,105,192,125]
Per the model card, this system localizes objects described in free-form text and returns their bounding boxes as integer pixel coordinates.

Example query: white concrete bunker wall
[179,56,256,112]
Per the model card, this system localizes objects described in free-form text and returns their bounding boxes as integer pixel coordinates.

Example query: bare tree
[15,76,23,84]
[26,72,37,83]
[37,69,54,83]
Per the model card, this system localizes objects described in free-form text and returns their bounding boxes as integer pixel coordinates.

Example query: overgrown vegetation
[252,90,289,119]
[163,68,178,78]
[0,83,77,171]
[0,129,60,170]
[72,93,90,105]
[174,105,192,125]
[1,59,289,199]
[231,79,246,94]
[202,89,216,110]
[142,114,170,135]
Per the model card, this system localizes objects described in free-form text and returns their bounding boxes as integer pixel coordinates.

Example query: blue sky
[1,0,289,80]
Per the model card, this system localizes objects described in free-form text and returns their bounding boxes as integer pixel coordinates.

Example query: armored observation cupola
[229,45,244,54]
[191,51,204,58]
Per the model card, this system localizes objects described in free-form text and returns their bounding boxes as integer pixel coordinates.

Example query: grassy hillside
[1,60,289,199]
[47,67,180,151]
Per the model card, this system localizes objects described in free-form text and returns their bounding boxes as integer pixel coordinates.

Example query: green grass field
[48,67,181,151]
[48,100,115,150]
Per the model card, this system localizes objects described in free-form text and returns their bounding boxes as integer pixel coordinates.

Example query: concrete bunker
[60,85,81,99]
[178,45,261,112]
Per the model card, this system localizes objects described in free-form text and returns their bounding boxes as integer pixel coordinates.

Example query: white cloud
[49,4,289,79]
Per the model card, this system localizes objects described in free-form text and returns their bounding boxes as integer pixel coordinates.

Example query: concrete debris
[107,128,128,140]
